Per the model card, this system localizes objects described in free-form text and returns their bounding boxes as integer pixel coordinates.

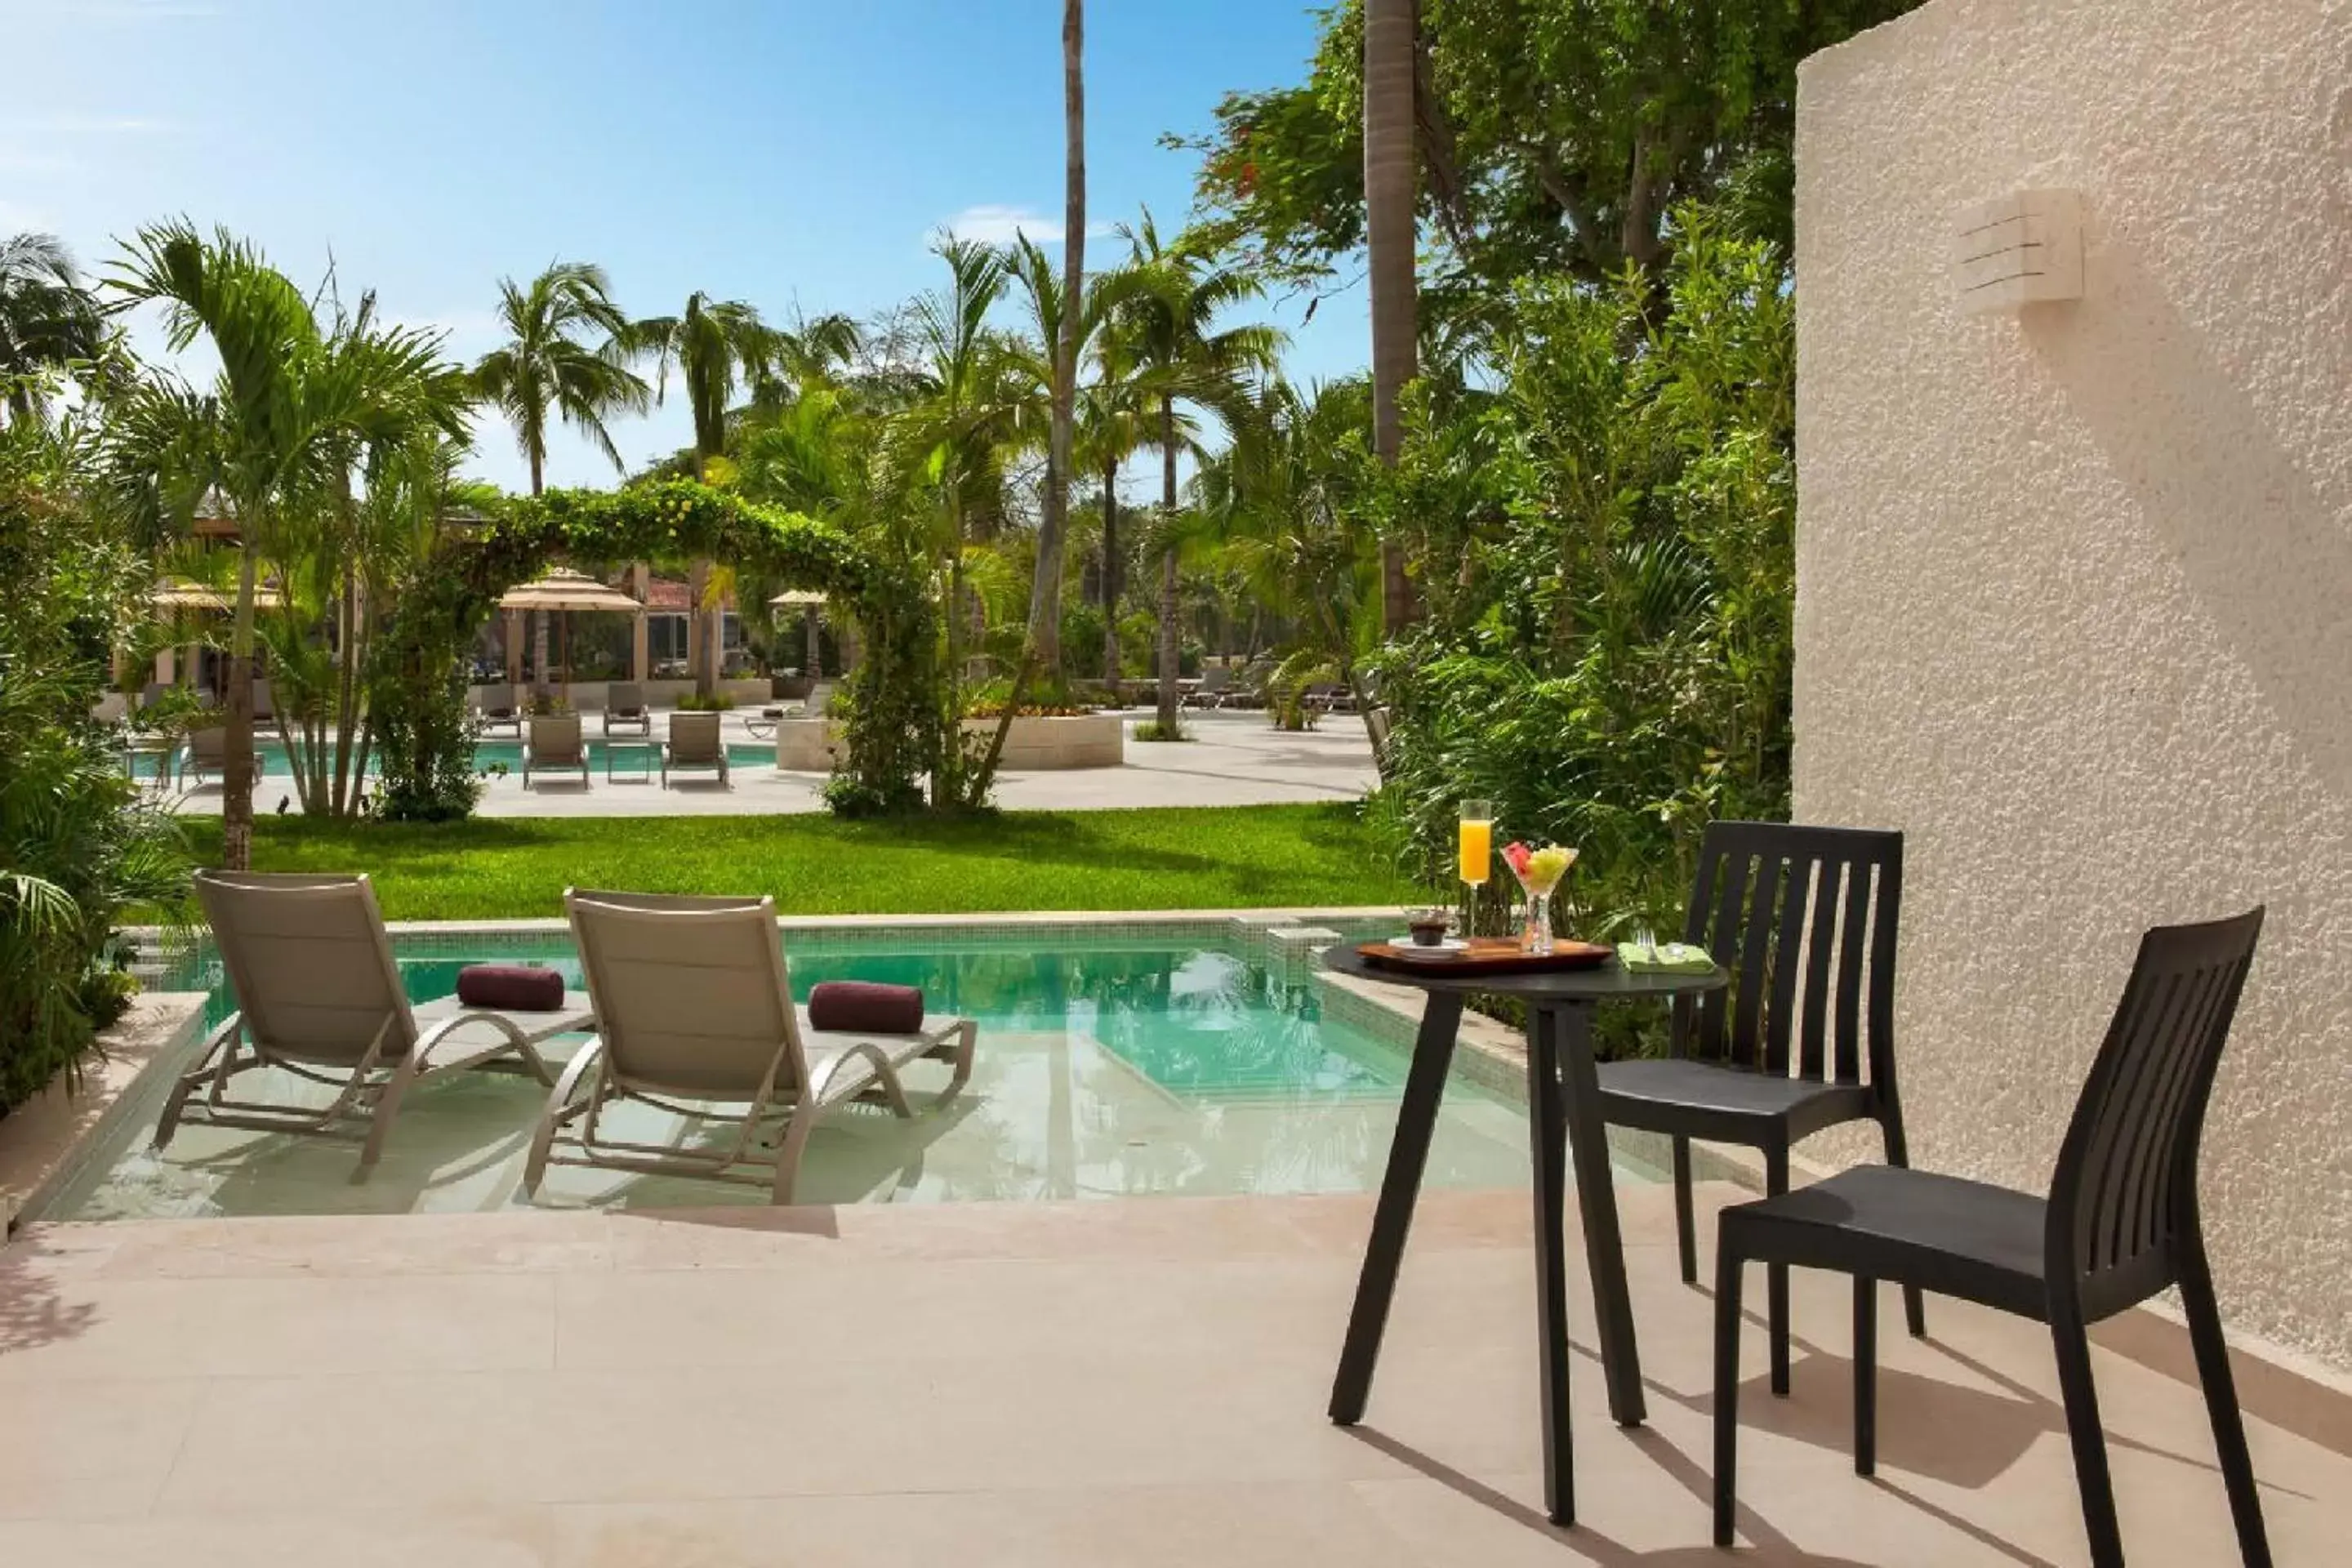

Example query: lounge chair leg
[770,1103,819,1204]
[154,1015,240,1151]
[1672,1135,1698,1285]
[1713,1243,1744,1548]
[523,1045,604,1200]
[355,1057,421,1178]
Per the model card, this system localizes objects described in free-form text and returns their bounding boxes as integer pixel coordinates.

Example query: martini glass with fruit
[1500,841,1578,956]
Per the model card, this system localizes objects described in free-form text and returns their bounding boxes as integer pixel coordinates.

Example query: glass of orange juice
[1458,800,1494,904]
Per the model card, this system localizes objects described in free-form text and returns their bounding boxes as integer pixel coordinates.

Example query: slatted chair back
[1673,822,1903,1089]
[2049,908,2262,1317]
[194,871,416,1067]
[566,890,805,1102]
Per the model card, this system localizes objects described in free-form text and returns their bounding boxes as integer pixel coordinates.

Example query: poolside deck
[158,709,1382,817]
[1,1183,2343,1564]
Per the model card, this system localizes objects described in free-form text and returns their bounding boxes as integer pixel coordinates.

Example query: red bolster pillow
[456,964,565,1011]
[806,980,925,1035]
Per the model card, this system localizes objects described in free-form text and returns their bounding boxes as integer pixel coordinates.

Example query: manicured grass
[171,804,1415,922]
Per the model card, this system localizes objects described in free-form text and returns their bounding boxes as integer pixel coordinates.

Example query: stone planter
[771,712,1125,773]
[772,717,846,772]
[959,712,1125,770]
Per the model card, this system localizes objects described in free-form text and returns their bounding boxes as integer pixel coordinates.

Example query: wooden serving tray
[1358,938,1615,976]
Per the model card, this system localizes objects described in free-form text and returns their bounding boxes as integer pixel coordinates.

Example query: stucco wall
[1793,0,2352,1370]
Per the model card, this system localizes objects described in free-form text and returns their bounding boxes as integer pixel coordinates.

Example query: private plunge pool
[39,915,1642,1221]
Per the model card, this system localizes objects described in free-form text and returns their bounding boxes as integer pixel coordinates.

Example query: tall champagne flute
[1458,800,1494,928]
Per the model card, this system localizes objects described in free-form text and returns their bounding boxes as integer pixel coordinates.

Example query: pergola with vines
[377,479,938,813]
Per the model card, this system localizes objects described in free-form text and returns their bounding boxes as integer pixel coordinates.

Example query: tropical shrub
[1365,209,1796,954]
[0,417,188,1112]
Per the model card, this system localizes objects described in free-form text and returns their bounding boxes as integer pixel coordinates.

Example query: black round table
[1320,944,1728,1527]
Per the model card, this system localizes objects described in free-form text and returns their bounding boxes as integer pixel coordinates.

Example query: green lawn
[171,804,1416,922]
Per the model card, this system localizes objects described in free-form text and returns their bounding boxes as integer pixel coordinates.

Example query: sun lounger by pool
[524,712,589,786]
[603,682,651,737]
[524,890,976,1205]
[475,683,522,739]
[662,710,729,786]
[158,871,580,1176]
[180,724,226,786]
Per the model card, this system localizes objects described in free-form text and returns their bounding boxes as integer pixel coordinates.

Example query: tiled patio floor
[1,1183,2342,1565]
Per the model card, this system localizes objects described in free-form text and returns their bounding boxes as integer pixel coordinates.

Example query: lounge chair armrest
[412,1005,528,1066]
[804,1039,899,1106]
[544,1033,607,1107]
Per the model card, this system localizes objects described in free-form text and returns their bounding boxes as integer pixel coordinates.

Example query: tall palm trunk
[1155,396,1182,732]
[528,444,550,691]
[220,546,260,870]
[1365,0,1419,633]
[687,559,715,698]
[1025,0,1086,688]
[1100,458,1120,686]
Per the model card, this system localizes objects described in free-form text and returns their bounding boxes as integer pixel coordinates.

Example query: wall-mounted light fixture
[1950,189,2083,314]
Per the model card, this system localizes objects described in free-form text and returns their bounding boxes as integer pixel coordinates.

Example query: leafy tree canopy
[1171,0,1920,301]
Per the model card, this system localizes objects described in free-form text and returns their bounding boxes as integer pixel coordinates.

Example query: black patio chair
[1711,907,2270,1568]
[1597,821,1924,1396]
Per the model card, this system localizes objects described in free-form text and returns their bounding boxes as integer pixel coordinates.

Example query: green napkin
[1616,940,1715,972]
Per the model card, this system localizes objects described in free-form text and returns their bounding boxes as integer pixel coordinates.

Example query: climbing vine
[374,480,939,815]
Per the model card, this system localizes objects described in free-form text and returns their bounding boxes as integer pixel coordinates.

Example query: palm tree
[1364,0,1419,631]
[471,261,644,495]
[1200,377,1379,719]
[107,220,453,868]
[1076,332,1148,686]
[631,292,780,695]
[1114,214,1285,732]
[474,261,644,690]
[902,238,1027,804]
[0,234,105,427]
[1022,0,1087,685]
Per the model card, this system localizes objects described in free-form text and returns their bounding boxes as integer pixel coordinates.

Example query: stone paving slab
[2,1185,2345,1563]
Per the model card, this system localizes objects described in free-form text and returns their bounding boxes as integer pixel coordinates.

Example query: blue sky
[1,0,1367,495]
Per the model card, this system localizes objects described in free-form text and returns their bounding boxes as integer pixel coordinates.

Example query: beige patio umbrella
[768,590,827,679]
[149,577,286,612]
[146,578,287,697]
[498,568,644,697]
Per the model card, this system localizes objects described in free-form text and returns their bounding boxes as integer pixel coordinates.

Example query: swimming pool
[127,737,777,781]
[43,920,1601,1220]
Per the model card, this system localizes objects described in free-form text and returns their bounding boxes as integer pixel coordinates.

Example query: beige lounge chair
[524,891,976,1205]
[160,871,583,1175]
[524,712,588,787]
[475,682,522,739]
[180,724,226,786]
[662,710,729,786]
[603,681,651,737]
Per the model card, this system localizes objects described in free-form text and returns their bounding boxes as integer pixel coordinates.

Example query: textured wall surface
[1794,0,2352,1370]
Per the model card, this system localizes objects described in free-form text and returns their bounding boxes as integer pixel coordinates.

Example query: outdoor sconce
[1950,188,2083,314]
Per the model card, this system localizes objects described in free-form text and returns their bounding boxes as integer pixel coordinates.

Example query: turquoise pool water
[49,926,1577,1219]
[128,737,775,781]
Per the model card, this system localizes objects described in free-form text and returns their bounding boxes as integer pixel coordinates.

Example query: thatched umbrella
[498,568,644,700]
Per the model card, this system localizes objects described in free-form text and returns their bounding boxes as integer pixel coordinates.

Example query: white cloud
[935,204,1116,248]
